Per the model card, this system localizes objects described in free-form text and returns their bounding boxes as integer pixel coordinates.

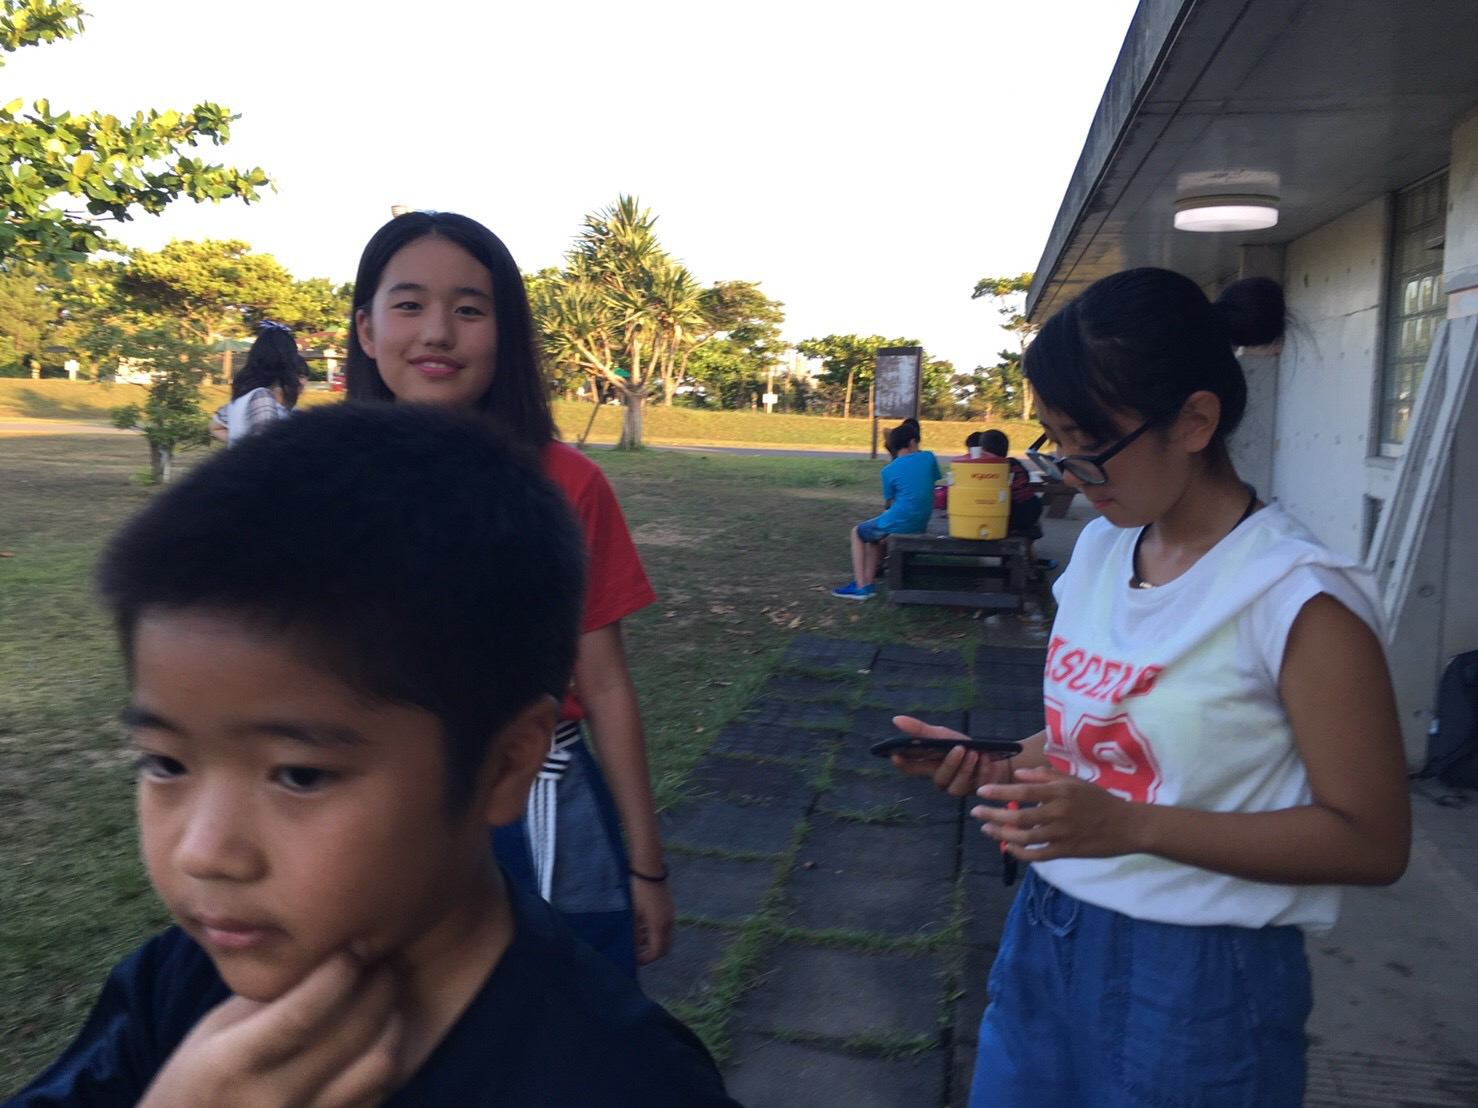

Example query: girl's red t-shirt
[542,442,656,721]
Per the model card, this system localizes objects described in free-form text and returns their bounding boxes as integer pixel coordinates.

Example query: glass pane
[1380,173,1449,447]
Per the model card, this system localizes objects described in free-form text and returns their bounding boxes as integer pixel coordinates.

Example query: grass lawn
[0,379,1042,455]
[0,431,998,1094]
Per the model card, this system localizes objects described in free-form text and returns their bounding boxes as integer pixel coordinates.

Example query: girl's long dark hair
[344,211,556,448]
[232,326,308,407]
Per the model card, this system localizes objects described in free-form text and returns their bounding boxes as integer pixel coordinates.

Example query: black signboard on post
[873,346,923,458]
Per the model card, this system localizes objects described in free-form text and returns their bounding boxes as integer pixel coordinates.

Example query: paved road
[0,419,133,436]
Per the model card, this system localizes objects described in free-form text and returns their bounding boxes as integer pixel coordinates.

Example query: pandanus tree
[538,196,701,448]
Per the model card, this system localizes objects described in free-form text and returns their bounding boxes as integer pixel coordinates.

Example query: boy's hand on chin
[140,951,401,1108]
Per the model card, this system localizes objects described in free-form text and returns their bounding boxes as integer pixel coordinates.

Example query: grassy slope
[0,379,1041,453]
[0,433,992,1093]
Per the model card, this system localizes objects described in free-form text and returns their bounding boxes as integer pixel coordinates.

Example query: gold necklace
[1129,484,1258,589]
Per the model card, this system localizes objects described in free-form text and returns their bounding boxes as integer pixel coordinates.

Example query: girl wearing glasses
[892,267,1409,1106]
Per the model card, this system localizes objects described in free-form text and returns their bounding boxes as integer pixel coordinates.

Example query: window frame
[1376,170,1449,457]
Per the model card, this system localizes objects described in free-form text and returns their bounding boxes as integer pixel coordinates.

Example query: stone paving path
[641,635,1046,1108]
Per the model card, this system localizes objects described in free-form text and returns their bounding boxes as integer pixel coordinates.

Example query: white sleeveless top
[1033,504,1382,933]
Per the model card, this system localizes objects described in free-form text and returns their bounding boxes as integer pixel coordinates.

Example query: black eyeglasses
[1025,415,1164,486]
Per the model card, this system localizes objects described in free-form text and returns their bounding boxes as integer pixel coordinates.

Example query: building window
[1378,173,1448,453]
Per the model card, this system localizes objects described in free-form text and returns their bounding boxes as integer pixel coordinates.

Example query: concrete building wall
[1282,109,1478,760]
[1274,199,1390,558]
[1439,109,1478,670]
[1230,353,1278,499]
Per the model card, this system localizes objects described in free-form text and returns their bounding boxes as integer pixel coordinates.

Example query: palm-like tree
[539,195,699,447]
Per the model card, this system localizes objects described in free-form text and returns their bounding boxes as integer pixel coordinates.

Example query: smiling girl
[893,268,1410,1106]
[345,211,670,977]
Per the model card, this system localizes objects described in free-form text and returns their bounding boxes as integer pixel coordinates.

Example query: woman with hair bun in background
[891,267,1410,1106]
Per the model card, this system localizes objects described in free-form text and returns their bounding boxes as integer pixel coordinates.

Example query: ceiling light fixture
[1173,195,1279,233]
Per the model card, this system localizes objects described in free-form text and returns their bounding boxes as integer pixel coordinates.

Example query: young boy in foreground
[8,405,738,1107]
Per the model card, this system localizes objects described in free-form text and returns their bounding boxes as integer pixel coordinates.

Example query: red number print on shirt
[1043,697,1162,804]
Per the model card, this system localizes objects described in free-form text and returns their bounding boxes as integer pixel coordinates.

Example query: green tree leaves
[0,1,271,271]
[968,271,1036,419]
[105,321,213,484]
[794,334,918,420]
[533,195,772,447]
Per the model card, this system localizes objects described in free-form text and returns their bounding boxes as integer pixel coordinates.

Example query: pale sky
[4,0,1140,370]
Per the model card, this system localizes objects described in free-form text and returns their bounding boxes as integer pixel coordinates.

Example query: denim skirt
[971,867,1312,1107]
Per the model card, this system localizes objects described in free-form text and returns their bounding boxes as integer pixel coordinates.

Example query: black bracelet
[629,863,669,883]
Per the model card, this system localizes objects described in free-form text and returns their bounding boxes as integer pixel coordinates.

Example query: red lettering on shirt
[1042,697,1161,803]
[1073,713,1162,803]
[1086,660,1125,699]
[1046,636,1160,705]
[1065,653,1102,693]
[1043,698,1071,773]
[1046,634,1067,674]
[1124,665,1162,699]
[1052,648,1086,685]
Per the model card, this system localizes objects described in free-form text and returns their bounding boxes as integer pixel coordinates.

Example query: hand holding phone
[880,716,1022,797]
[869,736,1022,760]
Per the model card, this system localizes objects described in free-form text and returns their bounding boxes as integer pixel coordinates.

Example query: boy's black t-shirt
[7,881,739,1107]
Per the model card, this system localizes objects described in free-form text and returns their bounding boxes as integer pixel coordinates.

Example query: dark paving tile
[640,925,732,1010]
[660,800,801,857]
[735,944,946,1039]
[782,867,955,937]
[974,662,1047,688]
[710,722,837,761]
[818,769,961,825]
[959,819,1015,879]
[797,814,957,883]
[724,1034,947,1108]
[782,635,879,673]
[739,698,853,732]
[832,732,894,774]
[952,1043,978,1108]
[670,853,778,925]
[976,645,1047,666]
[757,673,858,702]
[865,666,967,688]
[850,707,967,745]
[972,682,1043,711]
[949,904,1015,1107]
[876,643,967,668]
[858,681,969,713]
[958,869,1022,949]
[685,753,819,812]
[966,707,1042,741]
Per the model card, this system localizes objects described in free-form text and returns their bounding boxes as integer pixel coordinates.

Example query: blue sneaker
[831,580,876,600]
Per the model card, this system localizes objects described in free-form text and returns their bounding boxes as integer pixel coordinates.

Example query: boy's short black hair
[979,429,1009,457]
[97,403,586,812]
[885,422,919,457]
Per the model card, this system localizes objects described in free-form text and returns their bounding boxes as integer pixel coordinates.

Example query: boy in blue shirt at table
[832,420,942,599]
[8,405,737,1107]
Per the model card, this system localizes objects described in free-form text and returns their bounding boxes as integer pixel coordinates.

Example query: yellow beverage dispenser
[947,454,1010,539]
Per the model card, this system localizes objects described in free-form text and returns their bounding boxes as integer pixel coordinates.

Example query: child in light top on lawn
[8,404,736,1107]
[892,268,1409,1106]
[832,419,941,599]
[208,322,309,446]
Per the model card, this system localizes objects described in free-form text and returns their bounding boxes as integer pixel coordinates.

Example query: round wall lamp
[1173,195,1279,232]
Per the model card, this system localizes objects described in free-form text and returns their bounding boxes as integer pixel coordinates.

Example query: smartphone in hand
[869,736,1022,760]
